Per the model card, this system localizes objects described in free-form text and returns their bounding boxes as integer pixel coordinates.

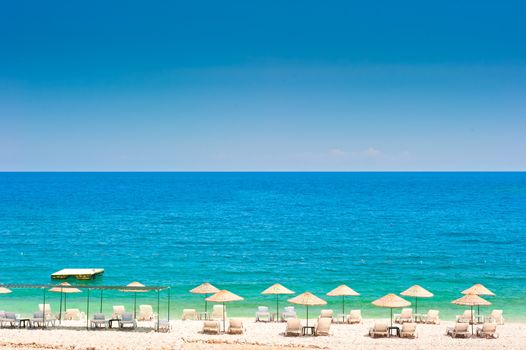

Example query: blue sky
[2,0,525,171]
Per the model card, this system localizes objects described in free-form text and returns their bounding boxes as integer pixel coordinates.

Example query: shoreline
[0,318,524,350]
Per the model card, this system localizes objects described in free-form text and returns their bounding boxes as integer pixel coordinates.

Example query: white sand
[0,318,524,350]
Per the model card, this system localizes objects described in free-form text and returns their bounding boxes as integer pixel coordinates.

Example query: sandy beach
[0,318,524,350]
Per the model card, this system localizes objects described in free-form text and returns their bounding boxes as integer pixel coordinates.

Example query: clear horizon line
[1,170,525,173]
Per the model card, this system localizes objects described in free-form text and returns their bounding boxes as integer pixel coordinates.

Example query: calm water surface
[0,172,525,320]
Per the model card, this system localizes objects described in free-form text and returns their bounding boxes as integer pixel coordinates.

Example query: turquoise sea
[0,172,525,321]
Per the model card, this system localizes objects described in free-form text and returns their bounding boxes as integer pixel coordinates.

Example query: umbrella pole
[306,305,309,328]
[222,302,226,333]
[342,295,345,322]
[100,290,103,313]
[64,293,67,317]
[390,308,393,328]
[134,292,137,320]
[276,294,279,322]
[59,290,63,324]
[471,305,473,336]
[415,297,418,314]
[205,294,208,317]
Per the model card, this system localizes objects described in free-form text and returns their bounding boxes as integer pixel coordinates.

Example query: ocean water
[0,172,525,321]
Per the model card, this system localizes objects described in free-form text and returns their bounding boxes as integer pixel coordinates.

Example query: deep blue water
[0,172,525,320]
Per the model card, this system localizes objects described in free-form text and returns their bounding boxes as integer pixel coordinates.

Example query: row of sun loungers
[0,304,156,330]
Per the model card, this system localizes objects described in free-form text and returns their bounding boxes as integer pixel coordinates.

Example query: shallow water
[0,172,525,320]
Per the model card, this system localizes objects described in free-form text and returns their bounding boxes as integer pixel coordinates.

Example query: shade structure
[261,283,295,322]
[0,287,12,294]
[49,282,82,324]
[327,284,359,322]
[461,284,495,316]
[400,285,433,314]
[121,282,148,319]
[372,293,411,327]
[206,290,243,332]
[288,292,327,327]
[452,293,491,335]
[190,282,220,316]
[462,284,495,296]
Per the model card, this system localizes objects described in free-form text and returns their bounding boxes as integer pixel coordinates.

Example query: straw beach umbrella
[462,284,495,316]
[49,282,81,324]
[400,285,433,314]
[327,284,359,322]
[121,282,148,319]
[190,282,220,317]
[288,292,327,327]
[452,293,491,335]
[206,289,243,332]
[261,283,295,322]
[372,293,411,327]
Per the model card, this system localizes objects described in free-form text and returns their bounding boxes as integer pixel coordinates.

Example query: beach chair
[211,305,226,320]
[285,318,302,336]
[0,312,18,328]
[202,320,220,334]
[181,309,198,320]
[318,309,333,321]
[30,311,54,328]
[90,313,108,328]
[489,310,504,325]
[369,322,388,338]
[255,306,271,322]
[138,304,155,321]
[423,309,440,324]
[456,310,473,323]
[476,322,498,339]
[227,319,244,334]
[38,304,55,322]
[64,308,85,321]
[347,309,362,324]
[395,308,413,323]
[400,322,417,338]
[112,305,126,320]
[118,312,137,329]
[446,322,470,338]
[315,317,331,336]
[282,306,297,321]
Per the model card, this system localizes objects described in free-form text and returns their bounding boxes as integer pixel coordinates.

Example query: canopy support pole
[58,289,63,325]
[100,290,103,313]
[86,288,90,330]
[42,288,46,329]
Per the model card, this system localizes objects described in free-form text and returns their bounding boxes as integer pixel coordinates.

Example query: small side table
[199,312,209,320]
[108,319,120,328]
[388,326,400,337]
[271,313,280,322]
[18,318,31,328]
[302,326,315,336]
